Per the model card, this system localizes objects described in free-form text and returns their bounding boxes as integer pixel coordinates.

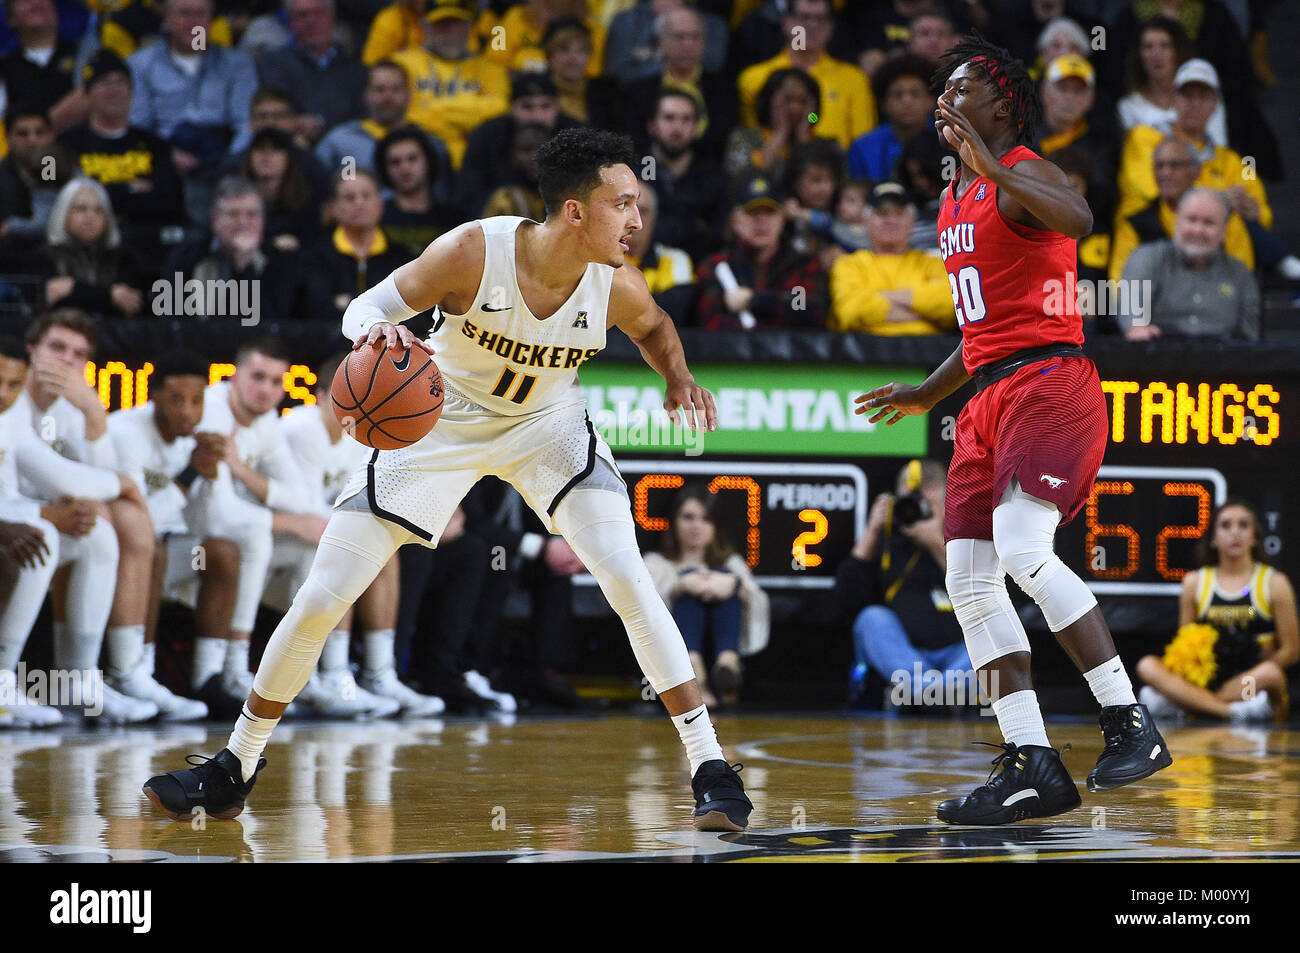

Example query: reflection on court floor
[1,715,1297,862]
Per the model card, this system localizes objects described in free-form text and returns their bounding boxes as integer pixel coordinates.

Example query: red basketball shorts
[944,355,1108,542]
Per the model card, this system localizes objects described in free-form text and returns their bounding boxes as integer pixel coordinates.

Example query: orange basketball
[331,344,444,449]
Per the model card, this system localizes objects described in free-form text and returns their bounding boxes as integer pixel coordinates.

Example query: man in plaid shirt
[693,173,829,331]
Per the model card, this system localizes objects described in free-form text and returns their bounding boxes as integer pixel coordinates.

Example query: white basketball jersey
[426,216,612,416]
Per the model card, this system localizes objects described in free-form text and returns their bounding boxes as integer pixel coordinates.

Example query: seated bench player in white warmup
[144,128,754,831]
[107,349,262,722]
[0,335,149,725]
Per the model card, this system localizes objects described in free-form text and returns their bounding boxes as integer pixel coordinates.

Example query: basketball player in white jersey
[107,349,255,722]
[271,354,441,717]
[189,338,327,716]
[0,336,148,725]
[19,311,159,723]
[145,129,754,831]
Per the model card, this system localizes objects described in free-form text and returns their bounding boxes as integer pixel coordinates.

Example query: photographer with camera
[836,458,972,709]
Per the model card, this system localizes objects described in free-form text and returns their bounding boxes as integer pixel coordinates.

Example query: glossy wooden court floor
[2,713,1297,862]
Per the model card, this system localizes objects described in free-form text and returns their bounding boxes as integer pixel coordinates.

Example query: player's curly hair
[932,34,1043,146]
[150,349,211,389]
[535,127,636,218]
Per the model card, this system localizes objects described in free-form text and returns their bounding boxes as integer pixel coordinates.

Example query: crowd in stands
[0,0,1292,340]
[0,0,1295,722]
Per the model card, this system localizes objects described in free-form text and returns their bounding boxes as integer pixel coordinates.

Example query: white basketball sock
[363,628,396,674]
[1083,656,1137,707]
[992,690,1051,748]
[192,636,225,688]
[223,638,250,684]
[106,625,145,677]
[227,705,279,783]
[674,705,725,775]
[142,641,156,676]
[320,630,350,673]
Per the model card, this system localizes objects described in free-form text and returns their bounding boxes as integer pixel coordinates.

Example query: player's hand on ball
[854,382,932,425]
[354,321,436,355]
[665,378,717,432]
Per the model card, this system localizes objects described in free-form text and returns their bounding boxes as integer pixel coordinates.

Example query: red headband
[969,54,1025,135]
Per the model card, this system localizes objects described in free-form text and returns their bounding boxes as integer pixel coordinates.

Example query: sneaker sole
[142,784,244,822]
[1086,748,1174,792]
[937,788,1082,826]
[692,809,748,832]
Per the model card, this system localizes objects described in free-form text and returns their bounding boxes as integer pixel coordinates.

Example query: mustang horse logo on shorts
[1039,473,1068,490]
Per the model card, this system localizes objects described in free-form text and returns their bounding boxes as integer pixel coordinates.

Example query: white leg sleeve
[0,518,59,670]
[945,537,1031,670]
[251,511,412,704]
[993,479,1097,632]
[58,518,119,644]
[552,487,695,695]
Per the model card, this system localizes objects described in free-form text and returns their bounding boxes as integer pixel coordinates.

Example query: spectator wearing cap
[1120,187,1258,343]
[847,54,934,184]
[486,0,607,78]
[1115,59,1286,275]
[362,0,430,67]
[126,0,259,170]
[615,5,735,162]
[376,125,457,252]
[390,0,509,168]
[254,0,368,143]
[829,182,955,336]
[645,87,726,263]
[58,50,186,259]
[693,173,828,332]
[543,17,617,128]
[0,0,84,131]
[604,0,728,86]
[1116,17,1228,150]
[457,71,581,220]
[1037,54,1116,227]
[1108,0,1280,180]
[1110,136,1254,283]
[738,0,876,151]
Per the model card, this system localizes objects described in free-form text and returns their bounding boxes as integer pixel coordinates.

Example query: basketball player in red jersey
[858,37,1172,825]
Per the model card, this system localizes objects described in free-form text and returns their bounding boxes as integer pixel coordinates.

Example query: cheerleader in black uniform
[1137,500,1298,722]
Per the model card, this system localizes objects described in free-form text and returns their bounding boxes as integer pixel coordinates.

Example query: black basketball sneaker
[937,742,1082,825]
[691,760,753,831]
[1086,703,1173,792]
[142,748,266,821]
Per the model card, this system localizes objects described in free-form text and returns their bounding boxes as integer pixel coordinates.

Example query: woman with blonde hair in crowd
[35,177,148,317]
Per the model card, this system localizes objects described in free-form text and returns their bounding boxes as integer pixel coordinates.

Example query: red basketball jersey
[937,144,1082,373]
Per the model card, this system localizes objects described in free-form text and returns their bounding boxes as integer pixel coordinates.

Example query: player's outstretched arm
[855,342,970,425]
[609,266,717,432]
[342,222,486,351]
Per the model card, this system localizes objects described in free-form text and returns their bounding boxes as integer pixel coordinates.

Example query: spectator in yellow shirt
[390,0,509,169]
[737,0,876,150]
[362,0,428,66]
[1111,136,1253,281]
[830,183,955,336]
[485,0,607,77]
[1116,60,1270,229]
